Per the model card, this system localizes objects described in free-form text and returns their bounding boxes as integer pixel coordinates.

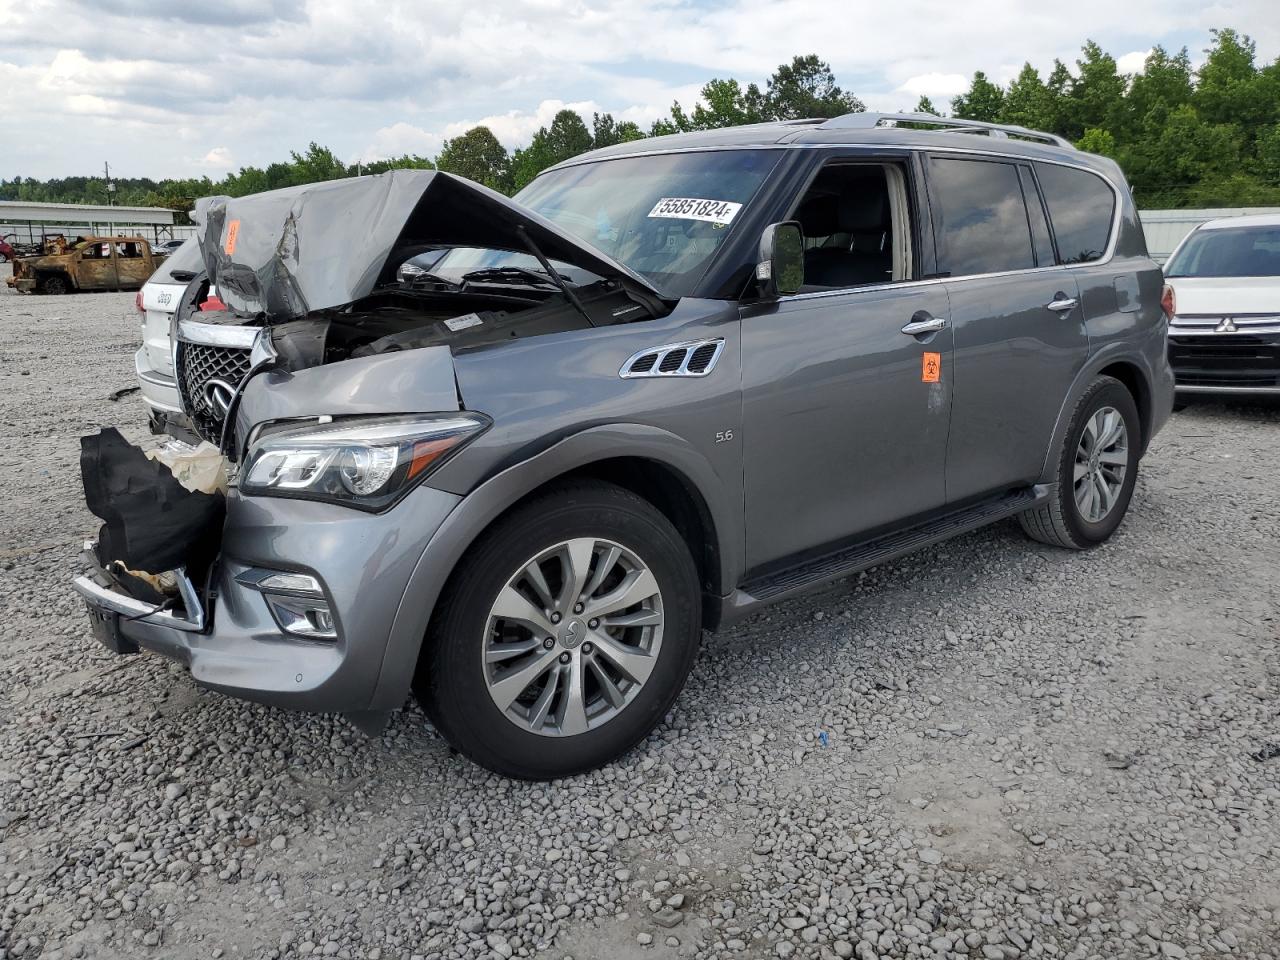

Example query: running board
[739,486,1047,604]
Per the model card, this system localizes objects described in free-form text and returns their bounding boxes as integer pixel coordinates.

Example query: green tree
[1069,41,1129,140]
[951,71,1005,122]
[511,109,593,189]
[765,54,863,119]
[436,126,511,192]
[287,142,347,185]
[1001,63,1053,130]
[914,95,940,116]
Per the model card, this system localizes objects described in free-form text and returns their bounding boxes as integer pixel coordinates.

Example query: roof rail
[818,112,1074,150]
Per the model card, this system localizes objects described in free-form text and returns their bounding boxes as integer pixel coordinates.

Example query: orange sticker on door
[922,351,941,383]
[224,219,240,255]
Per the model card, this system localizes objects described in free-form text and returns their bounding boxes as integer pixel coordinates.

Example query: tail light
[1160,283,1175,320]
[135,290,144,314]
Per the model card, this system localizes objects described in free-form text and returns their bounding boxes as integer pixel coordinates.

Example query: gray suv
[74,113,1174,779]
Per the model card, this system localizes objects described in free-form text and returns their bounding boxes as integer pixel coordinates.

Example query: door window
[928,158,1035,277]
[1018,167,1056,267]
[80,242,112,260]
[1034,163,1115,264]
[115,241,144,259]
[788,162,913,290]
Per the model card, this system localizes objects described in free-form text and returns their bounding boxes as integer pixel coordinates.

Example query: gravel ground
[1,271,1278,960]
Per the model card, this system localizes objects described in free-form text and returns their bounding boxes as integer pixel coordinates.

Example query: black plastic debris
[80,428,224,576]
[1251,743,1280,763]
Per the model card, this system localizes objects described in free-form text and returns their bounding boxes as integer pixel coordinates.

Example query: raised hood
[192,170,664,321]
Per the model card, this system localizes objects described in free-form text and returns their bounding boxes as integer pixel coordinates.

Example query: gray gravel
[1,272,1278,960]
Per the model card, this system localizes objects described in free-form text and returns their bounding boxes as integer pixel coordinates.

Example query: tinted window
[1019,167,1055,267]
[1165,225,1280,278]
[1034,163,1115,264]
[929,158,1034,276]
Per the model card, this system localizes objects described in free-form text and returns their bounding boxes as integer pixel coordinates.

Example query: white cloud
[896,73,970,98]
[200,147,234,167]
[442,99,601,148]
[358,122,442,163]
[1,0,1278,179]
[1117,49,1153,74]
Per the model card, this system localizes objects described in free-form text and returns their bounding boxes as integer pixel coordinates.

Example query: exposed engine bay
[182,276,662,374]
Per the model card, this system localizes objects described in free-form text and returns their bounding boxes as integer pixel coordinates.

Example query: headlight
[397,262,426,283]
[240,413,489,511]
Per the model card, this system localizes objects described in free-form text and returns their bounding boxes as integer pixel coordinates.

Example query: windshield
[1166,225,1280,278]
[420,150,780,299]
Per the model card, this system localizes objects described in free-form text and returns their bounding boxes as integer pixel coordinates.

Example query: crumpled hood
[192,170,663,320]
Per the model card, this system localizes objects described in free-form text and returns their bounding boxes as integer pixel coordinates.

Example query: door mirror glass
[756,221,804,298]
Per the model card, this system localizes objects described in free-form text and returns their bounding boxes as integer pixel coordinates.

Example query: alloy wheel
[482,537,664,737]
[1073,405,1128,523]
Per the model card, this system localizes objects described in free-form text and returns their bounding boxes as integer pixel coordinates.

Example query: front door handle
[901,315,949,336]
[1046,294,1079,313]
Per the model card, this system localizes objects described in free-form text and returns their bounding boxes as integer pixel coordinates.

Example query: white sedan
[1164,213,1280,395]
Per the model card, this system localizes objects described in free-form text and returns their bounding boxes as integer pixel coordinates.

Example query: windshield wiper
[402,272,463,290]
[461,266,564,288]
[514,225,595,328]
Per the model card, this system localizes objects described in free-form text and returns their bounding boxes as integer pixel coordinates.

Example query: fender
[1037,336,1169,483]
[368,422,741,711]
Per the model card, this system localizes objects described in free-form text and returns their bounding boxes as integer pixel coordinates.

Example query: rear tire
[418,480,701,779]
[1019,375,1140,549]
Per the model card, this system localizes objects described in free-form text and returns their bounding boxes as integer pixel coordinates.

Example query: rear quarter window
[1034,163,1116,264]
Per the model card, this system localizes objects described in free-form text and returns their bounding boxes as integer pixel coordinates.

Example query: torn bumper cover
[72,429,461,714]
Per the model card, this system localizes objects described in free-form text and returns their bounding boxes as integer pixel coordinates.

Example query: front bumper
[75,483,461,713]
[1168,318,1280,394]
[7,276,35,292]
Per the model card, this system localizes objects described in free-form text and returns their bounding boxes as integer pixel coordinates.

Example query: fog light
[235,569,337,641]
[263,594,338,640]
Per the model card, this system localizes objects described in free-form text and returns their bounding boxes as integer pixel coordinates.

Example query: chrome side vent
[621,338,725,379]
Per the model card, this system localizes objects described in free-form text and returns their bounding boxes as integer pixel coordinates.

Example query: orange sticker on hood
[224,219,240,255]
[922,351,941,383]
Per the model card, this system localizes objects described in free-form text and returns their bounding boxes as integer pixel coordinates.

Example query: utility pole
[104,161,116,206]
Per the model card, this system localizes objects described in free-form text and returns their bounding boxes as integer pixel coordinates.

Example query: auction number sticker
[647,197,742,225]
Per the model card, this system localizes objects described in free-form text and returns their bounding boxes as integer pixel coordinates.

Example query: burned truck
[8,235,161,294]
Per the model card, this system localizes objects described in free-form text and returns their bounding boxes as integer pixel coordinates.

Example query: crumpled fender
[235,347,460,454]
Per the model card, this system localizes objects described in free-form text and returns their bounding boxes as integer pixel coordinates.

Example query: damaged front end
[72,170,668,723]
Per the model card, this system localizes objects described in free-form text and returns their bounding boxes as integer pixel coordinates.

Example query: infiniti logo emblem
[560,618,586,649]
[203,378,236,416]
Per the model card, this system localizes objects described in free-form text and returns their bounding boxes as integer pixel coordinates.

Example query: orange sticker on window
[224,219,240,255]
[922,351,941,383]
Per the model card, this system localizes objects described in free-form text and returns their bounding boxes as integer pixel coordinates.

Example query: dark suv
[75,113,1174,779]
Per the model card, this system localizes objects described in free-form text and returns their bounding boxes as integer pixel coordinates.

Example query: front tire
[1019,375,1140,549]
[418,480,702,779]
[40,274,69,295]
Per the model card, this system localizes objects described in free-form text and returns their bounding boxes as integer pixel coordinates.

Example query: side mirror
[756,221,804,298]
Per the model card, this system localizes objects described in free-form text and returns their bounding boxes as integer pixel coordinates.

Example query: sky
[1,0,1278,182]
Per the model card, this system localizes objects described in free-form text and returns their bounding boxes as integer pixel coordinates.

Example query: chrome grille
[176,340,253,443]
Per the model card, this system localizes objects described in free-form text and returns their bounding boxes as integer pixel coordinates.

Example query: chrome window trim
[538,141,1126,302]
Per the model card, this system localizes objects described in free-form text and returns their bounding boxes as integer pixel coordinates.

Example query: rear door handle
[1046,295,1079,313]
[901,316,949,336]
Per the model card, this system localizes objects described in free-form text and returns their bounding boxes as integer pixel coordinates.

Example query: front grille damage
[176,340,253,443]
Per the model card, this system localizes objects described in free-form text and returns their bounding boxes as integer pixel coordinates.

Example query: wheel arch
[1039,348,1157,482]
[369,424,739,711]
[37,269,75,292]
